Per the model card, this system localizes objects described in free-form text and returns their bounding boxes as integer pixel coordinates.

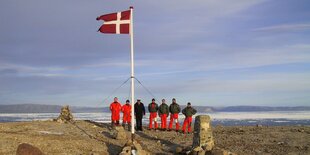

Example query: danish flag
[96,9,131,34]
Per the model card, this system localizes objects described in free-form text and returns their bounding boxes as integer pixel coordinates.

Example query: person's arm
[142,103,146,115]
[148,104,151,112]
[193,108,197,115]
[118,103,122,111]
[177,104,181,113]
[182,108,186,115]
[166,105,169,117]
[121,105,125,112]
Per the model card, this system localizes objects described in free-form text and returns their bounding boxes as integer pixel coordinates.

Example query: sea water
[0,111,309,126]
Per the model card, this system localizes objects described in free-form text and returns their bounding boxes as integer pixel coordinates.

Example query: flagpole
[129,6,135,139]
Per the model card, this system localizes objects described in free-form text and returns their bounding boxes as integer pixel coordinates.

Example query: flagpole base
[131,133,135,142]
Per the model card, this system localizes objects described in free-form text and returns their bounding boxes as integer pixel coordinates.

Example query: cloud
[0,0,309,106]
[253,23,310,32]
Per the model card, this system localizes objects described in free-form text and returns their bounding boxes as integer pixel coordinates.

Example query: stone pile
[192,115,215,154]
[119,140,150,155]
[54,105,74,123]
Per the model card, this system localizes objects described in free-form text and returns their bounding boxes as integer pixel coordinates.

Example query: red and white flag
[96,9,131,34]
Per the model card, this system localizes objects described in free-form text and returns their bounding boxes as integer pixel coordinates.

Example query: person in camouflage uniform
[148,98,159,130]
[182,102,197,134]
[158,99,169,130]
[168,98,181,131]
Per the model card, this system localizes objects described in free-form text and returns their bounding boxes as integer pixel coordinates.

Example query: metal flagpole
[129,6,135,139]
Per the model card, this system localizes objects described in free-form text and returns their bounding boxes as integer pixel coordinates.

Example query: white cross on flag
[96,9,131,34]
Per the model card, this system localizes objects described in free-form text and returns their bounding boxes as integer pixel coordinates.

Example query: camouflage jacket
[158,103,169,115]
[182,106,197,117]
[148,103,159,113]
[169,103,181,114]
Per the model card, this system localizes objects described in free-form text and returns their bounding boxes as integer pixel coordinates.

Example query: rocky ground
[0,120,309,155]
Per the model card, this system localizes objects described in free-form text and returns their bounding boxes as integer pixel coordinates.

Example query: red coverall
[110,102,122,125]
[169,113,180,130]
[149,103,158,129]
[121,104,131,124]
[182,117,192,133]
[149,112,158,129]
[160,114,168,129]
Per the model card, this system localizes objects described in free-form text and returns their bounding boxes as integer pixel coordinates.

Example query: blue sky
[0,0,309,107]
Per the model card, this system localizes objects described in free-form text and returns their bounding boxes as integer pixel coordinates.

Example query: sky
[0,0,310,107]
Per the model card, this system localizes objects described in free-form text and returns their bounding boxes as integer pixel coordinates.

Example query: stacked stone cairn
[191,115,215,154]
[54,105,74,123]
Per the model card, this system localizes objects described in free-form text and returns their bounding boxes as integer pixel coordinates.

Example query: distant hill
[0,104,309,113]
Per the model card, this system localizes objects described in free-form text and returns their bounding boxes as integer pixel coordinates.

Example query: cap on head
[152,98,155,101]
[137,99,141,101]
[187,102,191,106]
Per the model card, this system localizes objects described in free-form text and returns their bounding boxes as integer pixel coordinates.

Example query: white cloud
[253,23,310,32]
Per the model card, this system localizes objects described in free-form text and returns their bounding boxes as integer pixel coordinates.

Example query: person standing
[121,100,131,130]
[110,97,122,127]
[182,102,197,134]
[158,99,169,130]
[134,99,145,131]
[168,98,181,131]
[148,98,159,130]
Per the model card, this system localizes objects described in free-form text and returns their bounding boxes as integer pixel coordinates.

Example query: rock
[192,115,214,151]
[256,124,263,128]
[193,147,203,152]
[132,140,143,151]
[54,105,74,123]
[175,146,183,153]
[297,129,304,133]
[132,140,151,155]
[190,147,206,155]
[211,147,228,155]
[112,126,127,140]
[16,143,44,155]
[119,146,131,155]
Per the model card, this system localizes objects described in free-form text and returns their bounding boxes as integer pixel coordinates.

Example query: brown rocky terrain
[0,120,309,155]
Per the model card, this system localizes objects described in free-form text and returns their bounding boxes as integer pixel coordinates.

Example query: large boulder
[112,126,127,140]
[16,143,44,155]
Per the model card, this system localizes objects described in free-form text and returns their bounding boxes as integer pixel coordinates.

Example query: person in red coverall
[158,99,169,130]
[168,98,181,132]
[148,98,159,130]
[121,99,131,130]
[110,97,122,127]
[182,102,197,134]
